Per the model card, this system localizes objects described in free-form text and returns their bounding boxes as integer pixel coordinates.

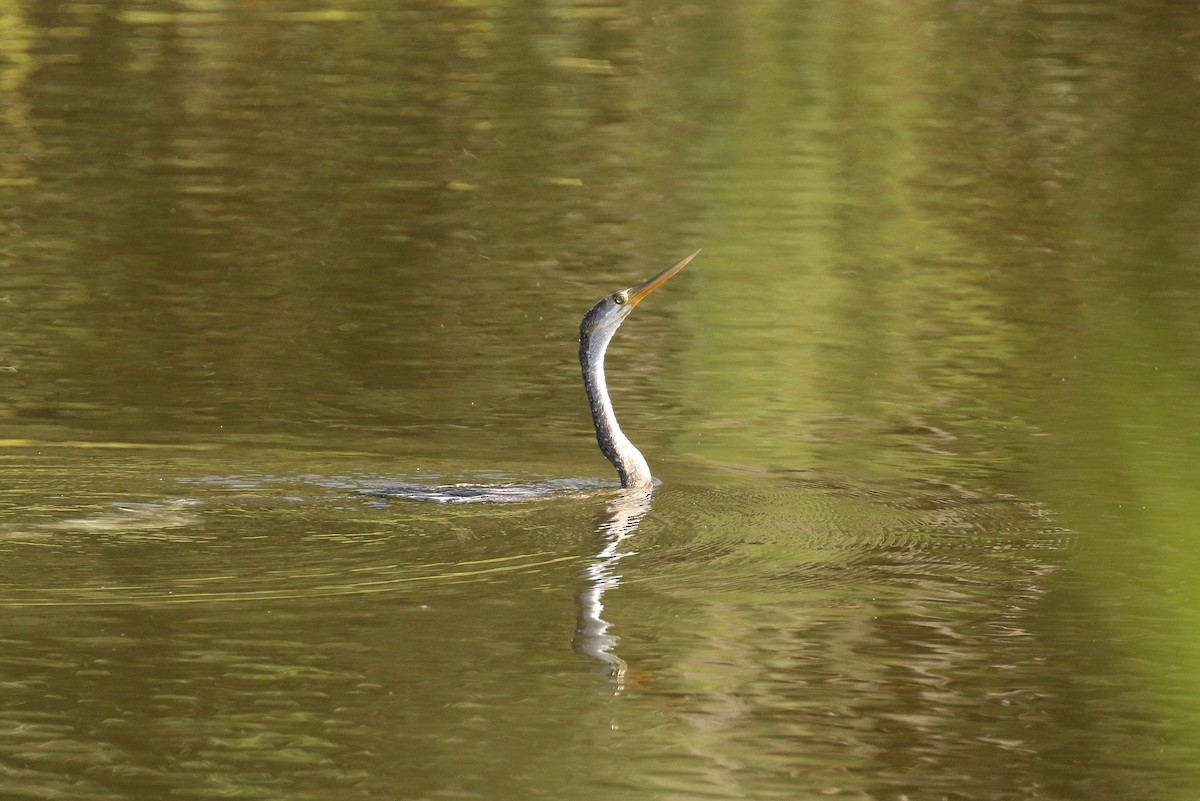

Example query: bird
[366,250,698,504]
[579,250,699,488]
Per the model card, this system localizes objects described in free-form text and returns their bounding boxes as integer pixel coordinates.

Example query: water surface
[3,1,1200,799]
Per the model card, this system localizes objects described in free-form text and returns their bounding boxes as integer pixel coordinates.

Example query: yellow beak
[625,250,700,308]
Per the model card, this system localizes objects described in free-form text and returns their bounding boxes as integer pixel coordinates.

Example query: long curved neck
[580,331,653,489]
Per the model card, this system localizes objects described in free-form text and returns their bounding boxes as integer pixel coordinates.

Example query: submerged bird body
[579,251,699,488]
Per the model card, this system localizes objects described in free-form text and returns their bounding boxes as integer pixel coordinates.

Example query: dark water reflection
[3,0,1200,799]
[0,461,1080,800]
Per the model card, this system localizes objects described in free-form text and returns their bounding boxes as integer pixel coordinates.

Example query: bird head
[580,250,700,342]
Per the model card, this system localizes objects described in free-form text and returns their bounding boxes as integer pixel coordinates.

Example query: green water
[2,1,1199,798]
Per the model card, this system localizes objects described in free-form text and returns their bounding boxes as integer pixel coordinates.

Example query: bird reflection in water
[368,254,697,686]
[574,488,653,690]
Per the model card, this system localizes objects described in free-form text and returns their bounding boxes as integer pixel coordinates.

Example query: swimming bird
[579,250,699,488]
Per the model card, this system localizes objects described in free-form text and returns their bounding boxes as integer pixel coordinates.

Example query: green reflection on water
[1,0,1199,799]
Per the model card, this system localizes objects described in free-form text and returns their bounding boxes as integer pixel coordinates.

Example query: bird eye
[614,291,628,305]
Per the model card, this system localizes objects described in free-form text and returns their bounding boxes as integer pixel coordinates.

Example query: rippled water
[3,1,1200,799]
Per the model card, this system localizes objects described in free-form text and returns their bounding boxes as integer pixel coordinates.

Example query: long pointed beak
[625,249,700,308]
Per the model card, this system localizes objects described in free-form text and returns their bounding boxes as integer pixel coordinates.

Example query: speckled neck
[580,329,652,489]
